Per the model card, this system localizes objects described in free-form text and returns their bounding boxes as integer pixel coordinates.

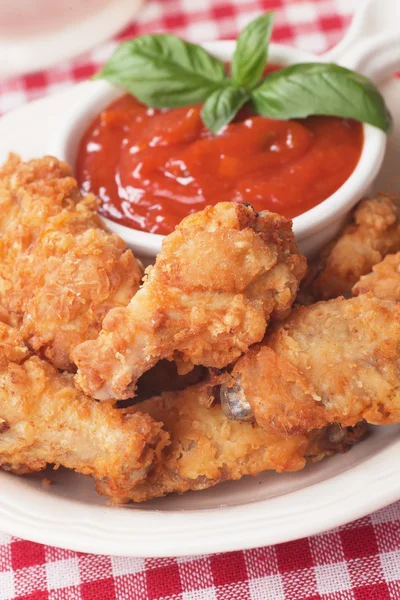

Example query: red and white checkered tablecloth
[0,0,399,598]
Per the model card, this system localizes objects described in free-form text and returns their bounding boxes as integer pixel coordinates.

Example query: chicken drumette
[221,295,400,434]
[0,154,143,371]
[128,380,367,502]
[353,252,400,300]
[73,202,306,400]
[0,321,167,504]
[299,194,400,304]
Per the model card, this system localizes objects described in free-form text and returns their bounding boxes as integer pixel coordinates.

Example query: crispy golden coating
[0,154,143,371]
[299,195,400,304]
[73,202,306,400]
[229,296,400,435]
[0,305,21,330]
[353,252,400,300]
[0,322,167,503]
[129,381,367,502]
[0,320,29,366]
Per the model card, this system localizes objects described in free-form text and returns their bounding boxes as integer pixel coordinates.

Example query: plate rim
[0,432,399,556]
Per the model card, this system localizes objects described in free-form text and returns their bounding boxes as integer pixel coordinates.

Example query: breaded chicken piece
[0,154,143,371]
[128,381,367,502]
[353,252,400,300]
[222,296,400,435]
[0,322,167,504]
[299,195,400,304]
[73,202,306,400]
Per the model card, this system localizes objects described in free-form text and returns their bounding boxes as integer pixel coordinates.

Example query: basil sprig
[95,12,392,135]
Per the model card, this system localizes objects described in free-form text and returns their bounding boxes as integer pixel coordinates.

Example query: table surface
[0,0,399,599]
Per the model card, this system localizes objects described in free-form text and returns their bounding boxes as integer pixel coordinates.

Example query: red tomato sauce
[77,76,363,235]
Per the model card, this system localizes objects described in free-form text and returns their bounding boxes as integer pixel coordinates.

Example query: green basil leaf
[95,34,227,108]
[201,86,249,134]
[231,12,274,91]
[251,63,392,132]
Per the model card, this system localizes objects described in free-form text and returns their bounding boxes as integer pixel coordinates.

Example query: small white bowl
[49,41,387,258]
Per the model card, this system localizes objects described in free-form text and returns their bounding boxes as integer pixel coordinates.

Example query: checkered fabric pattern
[0,0,360,115]
[0,502,398,599]
[0,0,399,598]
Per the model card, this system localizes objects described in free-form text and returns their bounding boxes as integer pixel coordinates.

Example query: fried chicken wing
[222,296,400,435]
[73,202,306,400]
[0,322,167,503]
[299,195,400,304]
[353,252,400,300]
[128,381,367,502]
[0,154,143,371]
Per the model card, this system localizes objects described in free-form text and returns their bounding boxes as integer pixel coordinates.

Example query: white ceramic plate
[0,81,399,557]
